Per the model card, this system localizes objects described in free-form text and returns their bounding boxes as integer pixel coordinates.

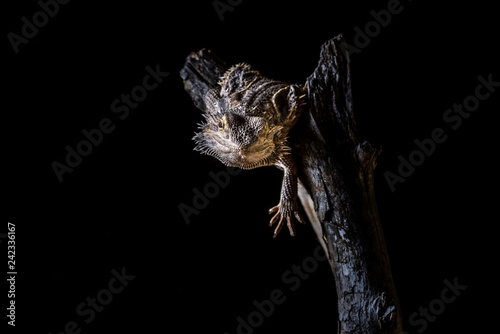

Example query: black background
[3,0,498,333]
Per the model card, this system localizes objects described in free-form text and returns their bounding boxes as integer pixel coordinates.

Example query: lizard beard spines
[192,121,287,170]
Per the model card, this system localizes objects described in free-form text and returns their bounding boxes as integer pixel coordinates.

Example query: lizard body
[193,63,306,237]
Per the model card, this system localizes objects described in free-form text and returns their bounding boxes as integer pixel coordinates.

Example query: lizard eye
[218,120,224,130]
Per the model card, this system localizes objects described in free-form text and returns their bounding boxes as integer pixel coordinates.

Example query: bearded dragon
[193,63,307,237]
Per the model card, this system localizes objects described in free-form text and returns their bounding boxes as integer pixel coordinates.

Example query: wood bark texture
[180,35,402,334]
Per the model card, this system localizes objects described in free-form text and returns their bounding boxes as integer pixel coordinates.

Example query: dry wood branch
[181,35,402,334]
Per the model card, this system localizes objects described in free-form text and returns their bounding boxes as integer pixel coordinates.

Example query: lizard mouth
[194,132,278,169]
[226,142,277,169]
[193,118,285,169]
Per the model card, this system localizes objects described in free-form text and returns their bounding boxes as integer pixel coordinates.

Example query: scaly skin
[193,63,307,237]
[269,154,305,237]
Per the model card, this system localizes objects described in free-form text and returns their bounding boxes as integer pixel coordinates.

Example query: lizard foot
[269,201,305,238]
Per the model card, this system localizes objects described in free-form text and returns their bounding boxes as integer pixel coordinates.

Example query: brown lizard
[193,63,307,237]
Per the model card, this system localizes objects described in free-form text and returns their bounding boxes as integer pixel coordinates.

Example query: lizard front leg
[269,153,306,237]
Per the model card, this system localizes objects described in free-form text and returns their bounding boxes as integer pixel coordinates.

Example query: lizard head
[192,64,304,169]
[193,92,283,169]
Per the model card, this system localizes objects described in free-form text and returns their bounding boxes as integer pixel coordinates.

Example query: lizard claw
[269,202,305,238]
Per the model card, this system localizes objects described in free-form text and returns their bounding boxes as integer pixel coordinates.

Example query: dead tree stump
[180,34,402,334]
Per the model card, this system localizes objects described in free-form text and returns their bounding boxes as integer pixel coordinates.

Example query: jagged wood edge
[180,35,402,334]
